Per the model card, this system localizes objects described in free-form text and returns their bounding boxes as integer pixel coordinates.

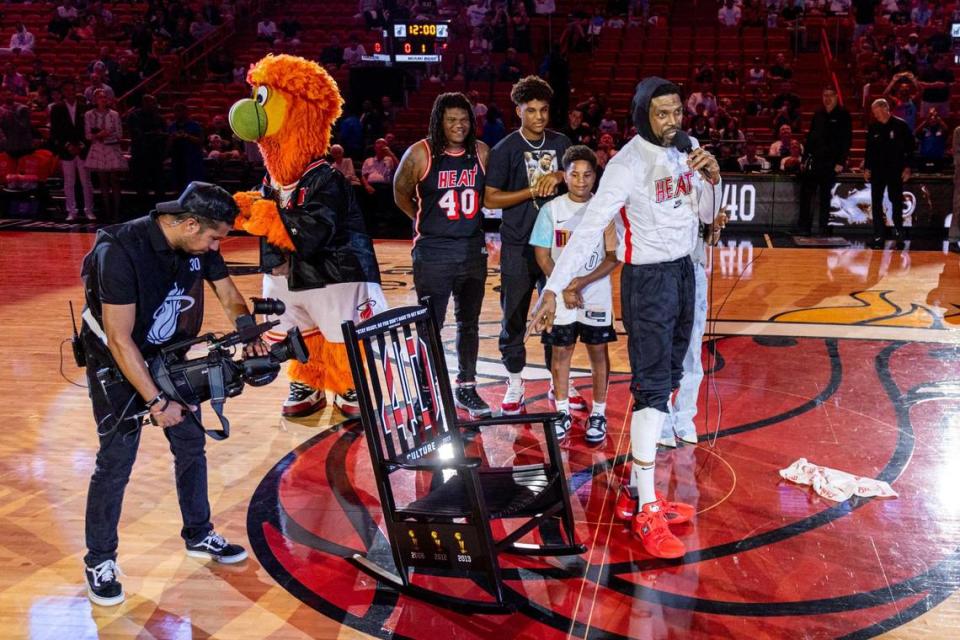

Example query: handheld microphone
[671,130,718,184]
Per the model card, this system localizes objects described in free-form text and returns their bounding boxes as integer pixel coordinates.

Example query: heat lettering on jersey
[436,167,478,189]
[654,171,695,203]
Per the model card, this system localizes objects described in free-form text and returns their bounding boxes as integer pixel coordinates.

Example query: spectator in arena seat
[852,0,879,42]
[336,107,364,161]
[277,15,303,49]
[329,143,360,185]
[360,0,384,28]
[559,13,590,54]
[687,104,712,140]
[918,55,954,118]
[718,0,742,27]
[884,71,920,130]
[360,99,384,147]
[738,143,771,172]
[1,63,28,97]
[49,0,80,42]
[343,34,367,67]
[719,117,746,159]
[911,0,933,27]
[693,62,715,85]
[915,107,947,172]
[380,95,399,130]
[470,27,492,55]
[126,94,168,210]
[83,72,114,104]
[450,53,471,81]
[719,60,739,87]
[361,137,398,233]
[256,17,278,43]
[686,84,717,116]
[190,14,216,41]
[321,35,344,69]
[599,107,619,137]
[562,108,594,147]
[167,102,206,192]
[3,23,35,57]
[512,4,532,52]
[769,124,801,158]
[499,47,524,82]
[595,132,617,170]
[747,57,767,87]
[780,140,804,173]
[769,53,793,81]
[27,59,49,93]
[473,54,496,81]
[466,0,487,28]
[481,104,506,147]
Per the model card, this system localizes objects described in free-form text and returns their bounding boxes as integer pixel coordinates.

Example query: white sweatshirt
[544,134,721,295]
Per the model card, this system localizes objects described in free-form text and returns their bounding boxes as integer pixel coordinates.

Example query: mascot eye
[255,86,269,106]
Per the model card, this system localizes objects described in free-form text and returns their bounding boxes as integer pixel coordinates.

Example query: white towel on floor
[779,458,899,502]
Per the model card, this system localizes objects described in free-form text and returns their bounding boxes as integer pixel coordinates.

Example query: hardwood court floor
[0,230,958,639]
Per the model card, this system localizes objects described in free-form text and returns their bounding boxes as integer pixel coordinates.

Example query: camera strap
[150,356,231,440]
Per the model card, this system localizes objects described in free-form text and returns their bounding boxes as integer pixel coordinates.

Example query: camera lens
[251,297,286,316]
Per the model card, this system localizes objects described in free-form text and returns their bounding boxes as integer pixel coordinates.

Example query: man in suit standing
[49,79,96,221]
[864,98,914,248]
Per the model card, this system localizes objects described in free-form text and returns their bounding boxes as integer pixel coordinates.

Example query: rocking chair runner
[341,299,585,612]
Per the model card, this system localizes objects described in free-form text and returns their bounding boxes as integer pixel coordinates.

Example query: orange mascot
[228,54,386,418]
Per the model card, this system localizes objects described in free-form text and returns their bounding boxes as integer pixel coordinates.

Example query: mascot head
[229,54,343,186]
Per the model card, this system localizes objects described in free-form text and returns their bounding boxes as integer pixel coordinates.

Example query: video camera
[147,298,308,439]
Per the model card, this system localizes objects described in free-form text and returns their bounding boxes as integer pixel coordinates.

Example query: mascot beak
[229,98,268,142]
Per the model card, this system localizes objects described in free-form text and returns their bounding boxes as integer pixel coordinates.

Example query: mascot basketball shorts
[620,256,695,412]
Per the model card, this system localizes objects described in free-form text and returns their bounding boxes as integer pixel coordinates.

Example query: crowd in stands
[2,0,958,225]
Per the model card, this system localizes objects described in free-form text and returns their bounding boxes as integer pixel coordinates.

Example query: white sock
[592,400,606,417]
[556,399,569,415]
[508,372,523,388]
[629,406,667,505]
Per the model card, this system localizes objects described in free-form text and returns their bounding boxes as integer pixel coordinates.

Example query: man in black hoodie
[797,86,852,236]
[864,98,914,247]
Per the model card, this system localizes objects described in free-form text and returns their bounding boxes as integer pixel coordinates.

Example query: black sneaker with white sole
[85,559,124,606]
[185,531,248,564]
[553,413,572,441]
[585,414,607,445]
[454,384,492,418]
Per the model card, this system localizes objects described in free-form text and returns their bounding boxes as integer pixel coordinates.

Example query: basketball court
[1,230,958,638]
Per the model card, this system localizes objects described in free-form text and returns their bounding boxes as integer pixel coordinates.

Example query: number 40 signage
[720,183,756,222]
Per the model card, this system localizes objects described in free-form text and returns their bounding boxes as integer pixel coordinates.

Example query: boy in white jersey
[529,146,618,444]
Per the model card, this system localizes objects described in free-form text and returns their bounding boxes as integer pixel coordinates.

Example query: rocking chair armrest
[458,412,563,430]
[388,457,483,472]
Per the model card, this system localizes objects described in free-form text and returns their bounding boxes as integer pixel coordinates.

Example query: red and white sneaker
[615,486,695,525]
[633,501,686,559]
[334,389,361,417]
[282,382,326,417]
[549,383,587,411]
[501,382,525,415]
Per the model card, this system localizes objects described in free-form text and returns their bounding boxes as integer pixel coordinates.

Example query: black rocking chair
[341,299,585,613]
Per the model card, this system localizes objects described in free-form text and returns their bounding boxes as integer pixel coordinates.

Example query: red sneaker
[549,384,587,411]
[615,486,637,520]
[633,502,686,559]
[615,486,695,525]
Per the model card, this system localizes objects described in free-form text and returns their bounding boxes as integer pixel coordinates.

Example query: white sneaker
[65,213,79,222]
[501,382,525,415]
[84,211,97,221]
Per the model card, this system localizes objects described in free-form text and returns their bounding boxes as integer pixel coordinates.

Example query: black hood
[631,76,682,146]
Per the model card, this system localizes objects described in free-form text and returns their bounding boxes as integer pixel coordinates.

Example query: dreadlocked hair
[427,92,478,159]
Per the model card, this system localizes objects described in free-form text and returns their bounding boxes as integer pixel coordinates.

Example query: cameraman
[79,182,266,607]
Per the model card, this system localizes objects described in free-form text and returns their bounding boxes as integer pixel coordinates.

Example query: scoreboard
[366,21,450,64]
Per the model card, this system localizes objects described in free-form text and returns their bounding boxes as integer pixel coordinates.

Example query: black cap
[155,181,238,225]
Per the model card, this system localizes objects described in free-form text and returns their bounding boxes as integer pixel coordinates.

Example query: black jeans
[83,365,213,567]
[413,252,487,383]
[798,168,836,232]
[870,171,904,238]
[620,257,695,412]
[498,245,552,375]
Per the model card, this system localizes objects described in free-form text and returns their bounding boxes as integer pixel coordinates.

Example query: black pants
[620,257,695,412]
[798,168,836,232]
[413,253,487,383]
[83,365,213,567]
[499,245,551,374]
[870,170,904,238]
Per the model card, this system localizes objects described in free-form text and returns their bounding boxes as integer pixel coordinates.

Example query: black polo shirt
[80,213,228,368]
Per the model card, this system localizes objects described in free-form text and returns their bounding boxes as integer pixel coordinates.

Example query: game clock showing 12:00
[391,22,449,62]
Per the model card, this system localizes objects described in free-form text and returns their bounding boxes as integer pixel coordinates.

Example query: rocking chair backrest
[342,301,463,468]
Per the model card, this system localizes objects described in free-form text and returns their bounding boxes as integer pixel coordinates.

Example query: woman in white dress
[84,89,127,221]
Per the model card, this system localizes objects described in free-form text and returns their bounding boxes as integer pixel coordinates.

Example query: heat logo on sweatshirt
[654,171,695,203]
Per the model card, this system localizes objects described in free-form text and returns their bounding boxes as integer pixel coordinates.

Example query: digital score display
[390,22,449,63]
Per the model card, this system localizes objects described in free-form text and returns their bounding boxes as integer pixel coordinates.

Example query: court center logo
[147,283,195,344]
